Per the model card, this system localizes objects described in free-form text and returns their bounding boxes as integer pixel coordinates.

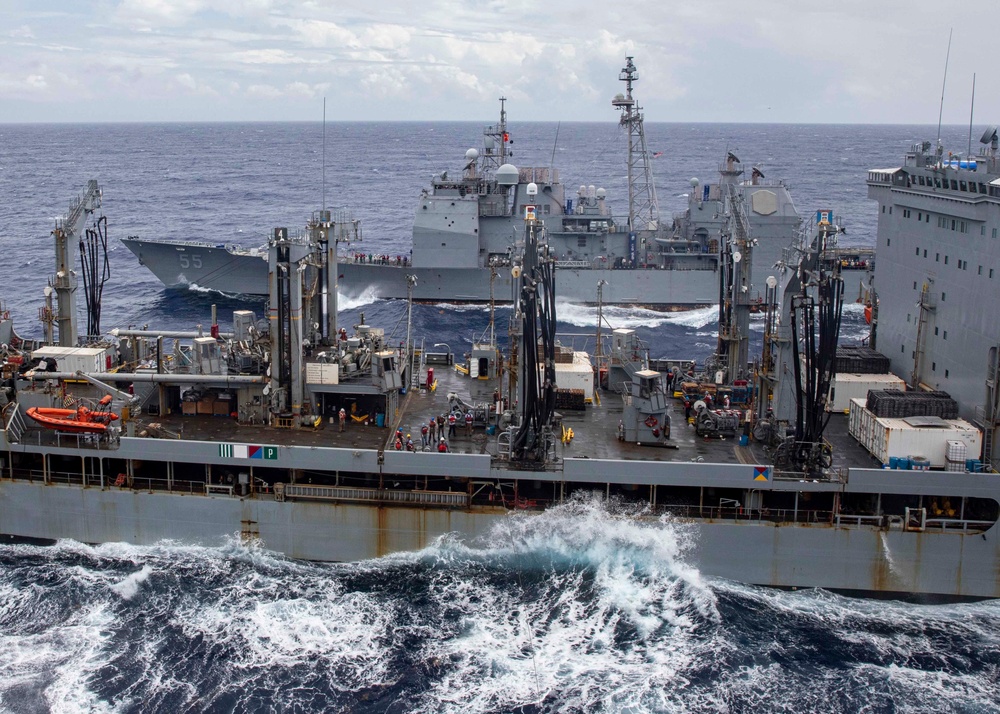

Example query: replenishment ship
[0,124,998,600]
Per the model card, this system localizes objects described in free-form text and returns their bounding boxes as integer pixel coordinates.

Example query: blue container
[738,434,748,446]
[486,425,497,436]
[375,413,385,428]
[899,457,911,470]
[889,456,899,469]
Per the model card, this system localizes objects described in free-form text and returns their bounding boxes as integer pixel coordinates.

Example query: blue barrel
[898,457,911,470]
[375,413,385,428]
[889,456,899,469]
[738,434,748,446]
[486,425,497,436]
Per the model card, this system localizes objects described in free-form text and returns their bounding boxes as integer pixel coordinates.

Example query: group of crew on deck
[348,252,411,267]
[392,408,479,453]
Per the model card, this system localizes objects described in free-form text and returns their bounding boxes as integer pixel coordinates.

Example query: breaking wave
[555,302,721,331]
[0,496,996,712]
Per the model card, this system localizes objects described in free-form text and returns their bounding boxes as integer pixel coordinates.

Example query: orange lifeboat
[27,395,118,434]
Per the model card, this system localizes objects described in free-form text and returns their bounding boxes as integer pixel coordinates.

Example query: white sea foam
[555,301,721,331]
[109,564,153,600]
[388,495,722,713]
[0,519,997,712]
[337,285,381,310]
[186,283,244,299]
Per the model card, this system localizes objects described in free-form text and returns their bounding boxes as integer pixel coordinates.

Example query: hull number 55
[179,254,202,269]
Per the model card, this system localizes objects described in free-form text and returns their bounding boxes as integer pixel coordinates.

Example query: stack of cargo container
[848,396,981,469]
[826,346,905,412]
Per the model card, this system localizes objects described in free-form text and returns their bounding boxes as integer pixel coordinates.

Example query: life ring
[644,415,658,428]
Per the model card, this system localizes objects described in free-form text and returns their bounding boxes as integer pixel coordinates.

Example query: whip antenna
[936,28,953,151]
[322,97,327,212]
[968,73,976,158]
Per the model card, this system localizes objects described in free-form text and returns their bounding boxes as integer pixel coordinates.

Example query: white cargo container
[543,352,595,403]
[827,372,905,412]
[31,345,113,375]
[848,398,982,468]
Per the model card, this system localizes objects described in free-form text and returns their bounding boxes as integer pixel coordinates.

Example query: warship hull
[121,237,719,306]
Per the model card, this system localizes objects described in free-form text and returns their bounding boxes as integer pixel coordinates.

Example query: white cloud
[229,48,311,65]
[115,0,207,28]
[277,18,360,49]
[0,0,996,123]
[246,83,282,98]
[175,72,219,95]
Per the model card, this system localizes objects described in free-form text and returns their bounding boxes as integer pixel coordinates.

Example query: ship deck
[96,361,883,473]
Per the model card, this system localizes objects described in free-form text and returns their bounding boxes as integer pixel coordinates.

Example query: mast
[481,97,509,177]
[52,180,103,347]
[611,57,659,235]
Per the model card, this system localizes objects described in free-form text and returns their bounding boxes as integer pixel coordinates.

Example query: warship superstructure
[122,58,847,309]
[2,125,1000,599]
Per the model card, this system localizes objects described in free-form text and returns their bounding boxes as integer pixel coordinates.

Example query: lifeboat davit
[27,395,119,434]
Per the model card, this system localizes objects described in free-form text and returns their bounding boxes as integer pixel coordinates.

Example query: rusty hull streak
[376,506,388,559]
[373,505,507,558]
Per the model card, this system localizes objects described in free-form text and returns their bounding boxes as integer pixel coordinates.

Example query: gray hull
[2,479,997,598]
[122,237,719,306]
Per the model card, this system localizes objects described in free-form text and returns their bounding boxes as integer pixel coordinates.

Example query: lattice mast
[612,57,660,233]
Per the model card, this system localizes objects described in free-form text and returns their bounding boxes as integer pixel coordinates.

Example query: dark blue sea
[0,121,998,712]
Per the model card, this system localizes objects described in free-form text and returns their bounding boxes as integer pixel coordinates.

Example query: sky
[1,1,994,124]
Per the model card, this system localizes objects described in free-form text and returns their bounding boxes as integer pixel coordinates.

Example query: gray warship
[122,58,842,308]
[1,120,999,599]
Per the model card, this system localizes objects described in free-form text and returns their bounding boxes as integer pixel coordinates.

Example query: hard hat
[406,434,411,438]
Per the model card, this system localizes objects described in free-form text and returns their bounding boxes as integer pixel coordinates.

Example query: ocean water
[0,120,998,712]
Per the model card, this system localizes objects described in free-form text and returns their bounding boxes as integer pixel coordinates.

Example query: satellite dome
[526,182,538,196]
[465,148,479,161]
[690,177,700,188]
[614,93,625,102]
[495,163,519,186]
[596,188,607,199]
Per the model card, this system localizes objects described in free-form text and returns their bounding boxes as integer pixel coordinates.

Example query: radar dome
[596,188,607,199]
[690,177,700,188]
[526,182,538,196]
[614,93,625,102]
[495,163,519,186]
[465,148,479,161]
